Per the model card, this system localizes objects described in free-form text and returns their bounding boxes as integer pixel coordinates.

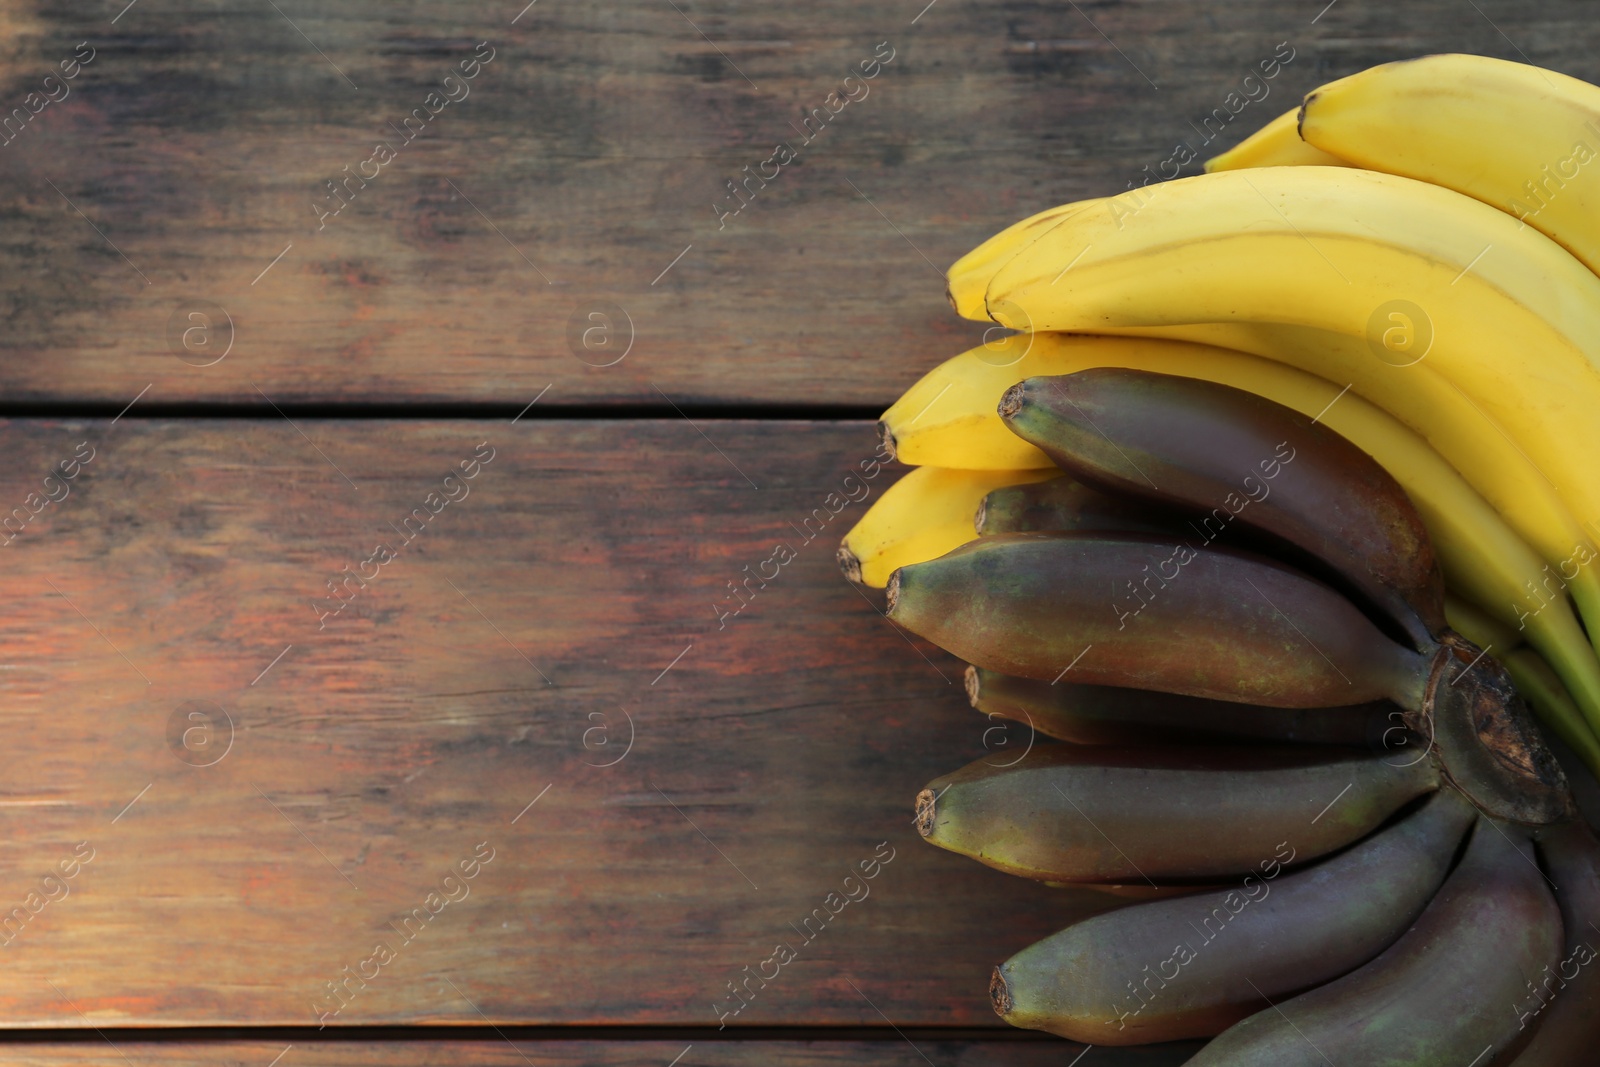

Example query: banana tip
[963,664,981,707]
[885,568,902,614]
[877,420,898,462]
[1297,94,1315,139]
[997,382,1026,419]
[944,284,958,313]
[836,542,862,584]
[973,496,987,534]
[989,967,1013,1017]
[914,787,937,837]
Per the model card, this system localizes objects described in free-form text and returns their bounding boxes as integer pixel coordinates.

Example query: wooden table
[0,0,1592,1062]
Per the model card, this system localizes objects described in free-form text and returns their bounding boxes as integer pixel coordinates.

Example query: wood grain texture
[0,1,1594,406]
[0,1037,1202,1066]
[2,0,1590,1053]
[0,417,1140,1029]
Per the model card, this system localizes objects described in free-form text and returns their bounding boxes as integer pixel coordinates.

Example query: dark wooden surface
[0,1,1595,408]
[1,0,1596,1059]
[0,417,1112,1027]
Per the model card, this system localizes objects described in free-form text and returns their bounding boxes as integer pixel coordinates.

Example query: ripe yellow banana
[981,167,1600,631]
[878,333,1600,749]
[954,109,1353,318]
[1298,54,1600,276]
[946,200,1100,321]
[1205,106,1353,171]
[955,108,1355,319]
[838,466,1053,588]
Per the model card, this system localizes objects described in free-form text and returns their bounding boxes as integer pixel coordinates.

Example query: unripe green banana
[1186,815,1563,1066]
[915,744,1438,884]
[992,789,1475,1044]
[976,475,1183,538]
[965,666,1389,747]
[999,370,1444,649]
[1511,819,1600,1063]
[887,532,1429,709]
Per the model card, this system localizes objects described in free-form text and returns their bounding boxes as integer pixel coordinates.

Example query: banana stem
[1501,646,1600,785]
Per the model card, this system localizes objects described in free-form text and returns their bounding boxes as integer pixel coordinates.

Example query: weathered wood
[0,1036,1203,1065]
[3,0,1589,1051]
[0,1,1593,406]
[0,417,1134,1028]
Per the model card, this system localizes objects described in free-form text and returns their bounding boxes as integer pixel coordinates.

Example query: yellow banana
[1299,54,1600,276]
[878,333,1600,745]
[1205,107,1353,171]
[838,466,1053,588]
[952,110,1350,321]
[940,197,1120,321]
[946,200,1100,320]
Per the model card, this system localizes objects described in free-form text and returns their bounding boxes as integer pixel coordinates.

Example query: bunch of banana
[838,52,1600,1062]
[879,367,1592,1060]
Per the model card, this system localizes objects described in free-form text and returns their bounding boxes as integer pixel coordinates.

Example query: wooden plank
[0,417,1132,1027]
[0,1037,1203,1066]
[0,1,1593,406]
